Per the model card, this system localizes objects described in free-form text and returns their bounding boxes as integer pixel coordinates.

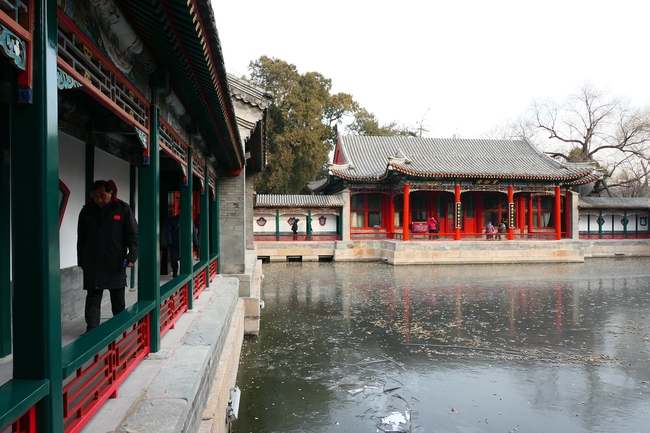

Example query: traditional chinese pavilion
[311,135,601,241]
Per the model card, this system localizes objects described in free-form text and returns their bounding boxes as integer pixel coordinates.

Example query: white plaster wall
[58,133,136,268]
[58,133,87,268]
[94,147,131,204]
[309,213,337,233]
[280,214,302,232]
[254,213,277,233]
[579,211,649,232]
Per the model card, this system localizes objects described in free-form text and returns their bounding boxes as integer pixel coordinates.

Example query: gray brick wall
[245,171,257,251]
[219,171,246,273]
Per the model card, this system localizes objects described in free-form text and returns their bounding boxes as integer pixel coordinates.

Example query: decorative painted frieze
[0,23,26,70]
[58,0,151,99]
[57,67,82,89]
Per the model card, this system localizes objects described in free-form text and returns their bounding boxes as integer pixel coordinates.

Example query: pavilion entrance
[350,189,566,241]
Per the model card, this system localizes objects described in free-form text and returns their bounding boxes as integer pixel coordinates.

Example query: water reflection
[234,259,650,433]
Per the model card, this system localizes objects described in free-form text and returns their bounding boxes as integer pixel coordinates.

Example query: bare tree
[489,83,650,196]
[481,115,535,140]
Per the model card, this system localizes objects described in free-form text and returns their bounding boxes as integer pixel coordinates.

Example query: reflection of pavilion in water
[267,262,649,368]
[255,262,650,433]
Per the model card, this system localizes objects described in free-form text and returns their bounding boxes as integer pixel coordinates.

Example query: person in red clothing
[77,180,138,333]
[427,215,439,240]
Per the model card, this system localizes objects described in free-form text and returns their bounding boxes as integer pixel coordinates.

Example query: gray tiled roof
[329,136,597,183]
[579,197,650,209]
[255,194,345,208]
[228,74,272,109]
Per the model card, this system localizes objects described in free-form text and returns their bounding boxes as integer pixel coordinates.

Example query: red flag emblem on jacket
[113,215,121,220]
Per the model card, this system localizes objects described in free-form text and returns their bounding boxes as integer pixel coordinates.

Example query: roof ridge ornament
[328,162,354,170]
[388,148,412,164]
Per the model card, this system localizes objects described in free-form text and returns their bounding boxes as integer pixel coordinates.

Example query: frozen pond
[233,259,650,433]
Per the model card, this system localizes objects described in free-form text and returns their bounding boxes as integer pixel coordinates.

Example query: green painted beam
[0,380,50,432]
[10,1,63,430]
[129,165,136,289]
[138,102,161,352]
[181,147,194,309]
[200,156,209,270]
[0,93,10,357]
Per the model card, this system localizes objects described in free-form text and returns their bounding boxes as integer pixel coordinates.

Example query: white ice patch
[381,412,407,426]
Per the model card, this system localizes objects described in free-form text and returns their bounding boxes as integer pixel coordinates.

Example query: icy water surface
[233,259,650,433]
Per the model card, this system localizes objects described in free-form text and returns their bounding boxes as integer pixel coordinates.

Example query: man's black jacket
[77,197,138,290]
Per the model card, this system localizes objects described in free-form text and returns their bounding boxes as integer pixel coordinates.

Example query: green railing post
[199,162,210,264]
[210,179,220,271]
[338,209,343,240]
[129,165,136,289]
[598,210,603,239]
[200,157,209,285]
[307,210,312,240]
[138,99,161,352]
[0,91,9,357]
[275,209,280,240]
[11,0,64,429]
[182,147,194,309]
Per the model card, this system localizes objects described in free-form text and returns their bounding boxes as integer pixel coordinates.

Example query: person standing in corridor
[166,212,199,277]
[77,180,138,333]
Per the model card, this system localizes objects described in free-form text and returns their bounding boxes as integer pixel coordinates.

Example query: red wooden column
[554,186,562,240]
[388,189,395,239]
[454,185,461,240]
[507,185,514,240]
[403,184,410,241]
[527,194,534,236]
[564,189,571,239]
[517,196,525,235]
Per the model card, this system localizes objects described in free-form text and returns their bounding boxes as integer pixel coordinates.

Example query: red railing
[160,285,189,337]
[193,268,207,299]
[209,258,217,282]
[352,229,564,241]
[580,233,650,240]
[2,406,36,433]
[254,235,339,242]
[62,317,150,433]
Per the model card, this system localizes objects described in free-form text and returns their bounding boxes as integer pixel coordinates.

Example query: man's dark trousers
[85,288,126,331]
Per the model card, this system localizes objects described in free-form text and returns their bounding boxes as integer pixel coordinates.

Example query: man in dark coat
[165,213,199,278]
[77,180,138,332]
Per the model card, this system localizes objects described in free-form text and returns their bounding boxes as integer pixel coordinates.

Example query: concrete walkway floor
[1,275,244,433]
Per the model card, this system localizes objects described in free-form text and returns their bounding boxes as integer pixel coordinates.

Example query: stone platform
[256,239,650,265]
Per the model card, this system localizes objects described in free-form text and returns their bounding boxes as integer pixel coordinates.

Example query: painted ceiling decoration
[114,0,244,171]
[55,0,246,172]
[89,0,155,75]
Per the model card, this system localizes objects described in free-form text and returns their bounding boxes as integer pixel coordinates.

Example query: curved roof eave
[330,164,597,183]
[116,0,244,171]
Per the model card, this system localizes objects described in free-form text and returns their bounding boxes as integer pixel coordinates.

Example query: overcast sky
[213,0,649,139]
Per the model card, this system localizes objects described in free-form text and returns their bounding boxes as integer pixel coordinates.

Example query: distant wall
[255,239,650,265]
